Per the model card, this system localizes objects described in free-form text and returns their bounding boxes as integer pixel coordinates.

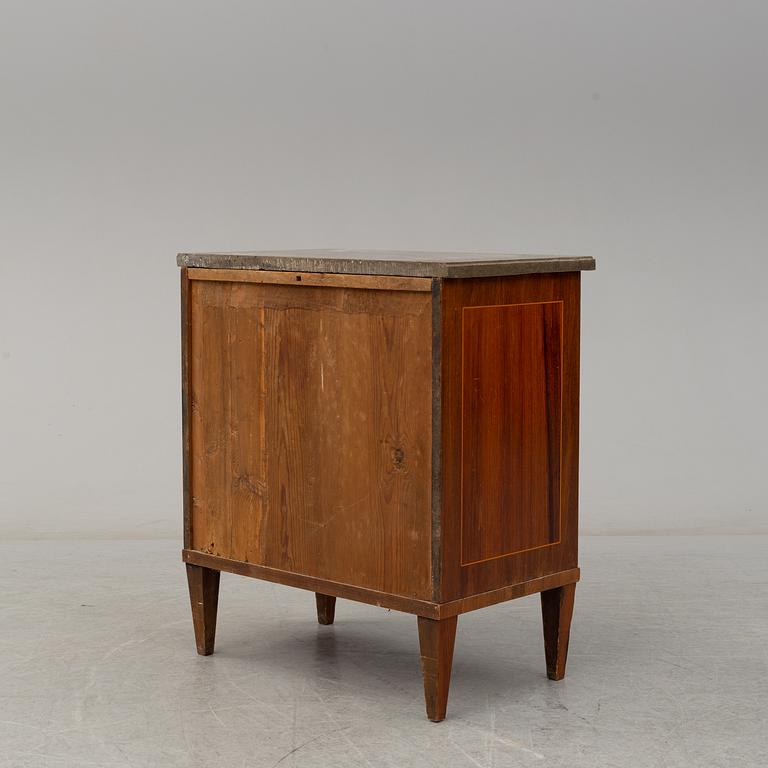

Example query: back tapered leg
[315,593,336,625]
[186,564,220,655]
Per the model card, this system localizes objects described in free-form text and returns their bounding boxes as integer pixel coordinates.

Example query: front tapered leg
[186,564,220,656]
[315,593,336,625]
[541,582,576,680]
[417,616,458,722]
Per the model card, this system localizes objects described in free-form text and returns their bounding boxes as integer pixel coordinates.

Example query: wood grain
[183,550,578,619]
[541,582,576,680]
[182,548,439,616]
[439,569,579,617]
[186,563,220,656]
[418,616,458,722]
[181,268,192,549]
[461,301,562,564]
[439,273,581,602]
[187,267,431,292]
[430,279,443,602]
[188,278,433,599]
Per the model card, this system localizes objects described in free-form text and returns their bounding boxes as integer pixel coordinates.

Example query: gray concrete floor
[1,536,766,768]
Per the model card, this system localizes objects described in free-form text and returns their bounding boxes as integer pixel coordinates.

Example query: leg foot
[541,582,576,680]
[417,616,457,722]
[315,593,336,625]
[186,564,220,656]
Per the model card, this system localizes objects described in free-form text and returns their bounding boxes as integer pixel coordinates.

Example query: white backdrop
[1,1,766,538]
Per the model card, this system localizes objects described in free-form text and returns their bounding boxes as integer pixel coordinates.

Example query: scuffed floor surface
[1,536,766,768]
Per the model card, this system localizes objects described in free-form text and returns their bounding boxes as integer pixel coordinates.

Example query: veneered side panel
[440,273,581,601]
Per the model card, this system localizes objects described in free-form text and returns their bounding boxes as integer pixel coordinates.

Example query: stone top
[177,250,595,279]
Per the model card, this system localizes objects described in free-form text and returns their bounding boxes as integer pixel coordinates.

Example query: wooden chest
[179,249,595,721]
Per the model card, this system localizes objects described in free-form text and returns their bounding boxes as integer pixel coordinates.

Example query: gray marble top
[177,250,595,278]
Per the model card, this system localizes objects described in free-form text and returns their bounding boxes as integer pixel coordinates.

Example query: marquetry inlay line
[459,300,564,567]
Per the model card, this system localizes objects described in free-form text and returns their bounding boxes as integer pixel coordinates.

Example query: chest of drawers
[179,249,594,721]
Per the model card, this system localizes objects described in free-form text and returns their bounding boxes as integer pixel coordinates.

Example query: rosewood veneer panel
[439,273,581,602]
[460,301,563,565]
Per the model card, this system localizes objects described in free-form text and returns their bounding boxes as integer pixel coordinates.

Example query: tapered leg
[541,582,576,680]
[315,593,336,625]
[186,564,220,656]
[417,616,458,722]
